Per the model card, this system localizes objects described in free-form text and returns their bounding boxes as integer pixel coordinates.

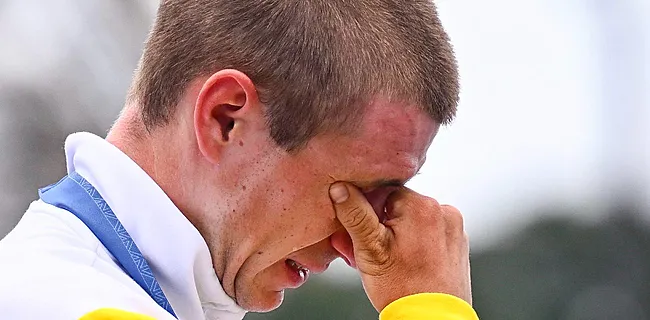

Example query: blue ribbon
[39,172,177,318]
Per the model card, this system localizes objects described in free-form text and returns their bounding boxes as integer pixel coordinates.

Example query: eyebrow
[350,161,425,191]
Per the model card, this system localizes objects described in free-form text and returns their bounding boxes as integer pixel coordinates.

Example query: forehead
[306,99,439,188]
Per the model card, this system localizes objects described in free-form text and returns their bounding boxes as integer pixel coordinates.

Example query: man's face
[220,99,439,311]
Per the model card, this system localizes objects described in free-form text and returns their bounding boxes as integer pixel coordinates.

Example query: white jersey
[0,132,247,320]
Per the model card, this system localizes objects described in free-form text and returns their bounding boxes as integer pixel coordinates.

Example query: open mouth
[286,259,310,280]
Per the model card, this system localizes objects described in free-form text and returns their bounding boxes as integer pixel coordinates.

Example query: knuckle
[442,204,464,224]
[425,196,441,208]
[441,204,461,216]
[365,241,389,262]
[441,205,465,235]
[376,252,396,271]
[344,206,367,229]
[417,195,439,212]
[360,247,395,276]
[344,206,379,239]
[425,199,442,220]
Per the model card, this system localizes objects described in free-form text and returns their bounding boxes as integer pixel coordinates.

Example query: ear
[194,69,261,163]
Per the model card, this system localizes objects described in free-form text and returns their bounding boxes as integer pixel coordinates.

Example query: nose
[330,228,356,268]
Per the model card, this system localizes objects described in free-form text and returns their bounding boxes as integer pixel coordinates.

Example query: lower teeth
[288,260,308,278]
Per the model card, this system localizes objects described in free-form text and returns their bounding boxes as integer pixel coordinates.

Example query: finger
[329,182,386,248]
[440,204,465,234]
[384,187,431,220]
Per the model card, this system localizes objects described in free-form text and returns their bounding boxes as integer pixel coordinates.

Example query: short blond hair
[129,0,459,150]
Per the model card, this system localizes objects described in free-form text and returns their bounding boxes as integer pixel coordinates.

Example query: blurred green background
[1,1,648,319]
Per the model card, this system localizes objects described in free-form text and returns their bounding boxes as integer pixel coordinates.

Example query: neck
[106,105,235,295]
[107,107,154,175]
[106,105,199,221]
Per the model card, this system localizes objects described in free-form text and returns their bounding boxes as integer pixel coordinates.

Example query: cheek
[276,165,338,228]
[286,189,338,238]
[265,179,338,245]
[258,156,340,251]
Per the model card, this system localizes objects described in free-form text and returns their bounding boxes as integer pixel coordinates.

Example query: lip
[279,257,332,290]
[294,258,332,275]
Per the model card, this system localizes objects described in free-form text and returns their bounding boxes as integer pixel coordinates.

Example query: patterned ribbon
[39,171,177,318]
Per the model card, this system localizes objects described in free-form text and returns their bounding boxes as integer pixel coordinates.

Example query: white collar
[64,132,247,320]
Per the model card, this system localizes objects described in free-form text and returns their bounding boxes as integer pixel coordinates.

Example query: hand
[329,182,472,311]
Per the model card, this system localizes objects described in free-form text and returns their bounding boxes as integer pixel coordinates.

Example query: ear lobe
[194,70,258,164]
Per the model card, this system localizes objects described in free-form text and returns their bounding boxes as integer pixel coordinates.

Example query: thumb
[329,182,386,250]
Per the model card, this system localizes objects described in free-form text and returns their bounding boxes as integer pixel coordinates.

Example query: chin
[236,285,285,313]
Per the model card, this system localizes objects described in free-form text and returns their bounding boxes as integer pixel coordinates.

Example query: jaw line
[218,236,260,304]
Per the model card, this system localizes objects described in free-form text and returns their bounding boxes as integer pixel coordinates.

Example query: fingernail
[329,183,349,204]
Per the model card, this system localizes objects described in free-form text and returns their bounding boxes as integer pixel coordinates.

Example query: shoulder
[1,200,101,253]
[0,202,172,320]
[0,258,172,319]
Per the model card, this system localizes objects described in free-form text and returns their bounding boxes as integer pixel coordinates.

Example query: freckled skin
[110,84,439,312]
[205,99,439,311]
